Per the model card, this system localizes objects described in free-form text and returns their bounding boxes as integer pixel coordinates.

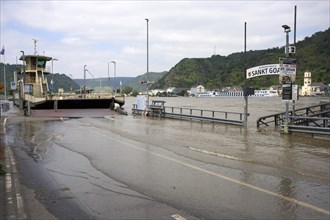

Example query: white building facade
[300,71,312,96]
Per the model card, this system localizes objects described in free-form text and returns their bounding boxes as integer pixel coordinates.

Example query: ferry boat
[253,90,279,97]
[12,46,125,117]
[195,90,278,98]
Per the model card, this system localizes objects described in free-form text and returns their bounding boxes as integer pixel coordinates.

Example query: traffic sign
[279,57,297,64]
[285,45,296,54]
[282,84,292,100]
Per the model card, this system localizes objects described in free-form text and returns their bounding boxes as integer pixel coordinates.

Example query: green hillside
[152,28,330,90]
[1,29,329,95]
[73,72,166,93]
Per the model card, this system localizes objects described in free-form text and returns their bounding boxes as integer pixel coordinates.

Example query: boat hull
[25,97,127,117]
[30,97,124,110]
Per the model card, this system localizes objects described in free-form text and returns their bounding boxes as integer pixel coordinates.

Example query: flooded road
[2,96,330,219]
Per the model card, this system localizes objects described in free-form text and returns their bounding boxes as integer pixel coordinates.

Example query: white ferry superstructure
[195,90,279,98]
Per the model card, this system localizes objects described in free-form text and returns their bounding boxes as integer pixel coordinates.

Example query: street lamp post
[84,65,87,95]
[243,22,248,126]
[145,18,149,105]
[51,58,58,91]
[20,51,25,110]
[51,58,58,75]
[282,24,291,133]
[69,74,73,93]
[282,25,291,58]
[107,62,111,94]
[86,69,94,93]
[111,61,116,95]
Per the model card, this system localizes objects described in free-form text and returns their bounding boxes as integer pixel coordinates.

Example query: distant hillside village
[139,72,330,96]
[144,71,329,97]
[1,29,329,99]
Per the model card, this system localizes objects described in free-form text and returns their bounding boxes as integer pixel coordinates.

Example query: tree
[122,85,133,95]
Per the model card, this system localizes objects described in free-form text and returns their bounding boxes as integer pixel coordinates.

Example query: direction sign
[279,57,297,64]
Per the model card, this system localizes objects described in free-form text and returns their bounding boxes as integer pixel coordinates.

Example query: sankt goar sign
[246,64,296,80]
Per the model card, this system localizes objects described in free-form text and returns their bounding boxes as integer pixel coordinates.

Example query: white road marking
[5,147,28,219]
[171,214,187,220]
[115,138,330,216]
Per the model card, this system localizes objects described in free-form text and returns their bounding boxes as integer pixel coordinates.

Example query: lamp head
[282,25,291,32]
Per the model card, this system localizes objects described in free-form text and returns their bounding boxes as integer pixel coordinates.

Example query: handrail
[164,106,244,125]
[165,106,243,116]
[132,104,244,125]
[257,102,330,128]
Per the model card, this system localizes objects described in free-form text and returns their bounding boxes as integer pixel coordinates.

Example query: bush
[0,163,6,176]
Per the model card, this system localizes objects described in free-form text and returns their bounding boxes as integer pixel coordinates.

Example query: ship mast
[32,38,38,55]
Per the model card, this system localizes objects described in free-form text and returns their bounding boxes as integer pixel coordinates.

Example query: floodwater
[2,96,330,219]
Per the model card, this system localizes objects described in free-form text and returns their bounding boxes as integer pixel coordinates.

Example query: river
[1,96,330,219]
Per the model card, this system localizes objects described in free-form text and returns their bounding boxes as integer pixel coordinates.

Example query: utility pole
[282,24,291,133]
[84,65,87,96]
[145,18,149,106]
[111,61,116,95]
[243,22,248,126]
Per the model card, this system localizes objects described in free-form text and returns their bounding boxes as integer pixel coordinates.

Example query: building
[300,71,312,96]
[311,82,326,96]
[190,85,205,95]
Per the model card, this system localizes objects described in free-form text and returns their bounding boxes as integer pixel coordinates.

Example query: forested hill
[151,28,330,90]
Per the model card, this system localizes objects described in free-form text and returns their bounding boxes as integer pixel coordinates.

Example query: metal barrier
[0,102,10,117]
[256,101,330,135]
[132,104,244,125]
[285,125,330,135]
[163,106,244,125]
[284,116,330,135]
[257,102,330,128]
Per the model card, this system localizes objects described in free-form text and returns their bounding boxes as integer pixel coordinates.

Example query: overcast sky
[0,0,329,79]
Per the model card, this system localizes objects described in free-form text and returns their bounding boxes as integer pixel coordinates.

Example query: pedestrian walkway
[0,101,27,220]
[0,147,28,220]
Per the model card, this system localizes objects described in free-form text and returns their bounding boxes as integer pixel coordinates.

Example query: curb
[3,147,27,220]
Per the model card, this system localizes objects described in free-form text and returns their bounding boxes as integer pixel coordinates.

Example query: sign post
[282,24,291,133]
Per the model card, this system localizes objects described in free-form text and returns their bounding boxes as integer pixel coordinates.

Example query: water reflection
[1,96,329,219]
[277,177,297,219]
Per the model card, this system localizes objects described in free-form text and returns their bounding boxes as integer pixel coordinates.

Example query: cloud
[1,0,329,78]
